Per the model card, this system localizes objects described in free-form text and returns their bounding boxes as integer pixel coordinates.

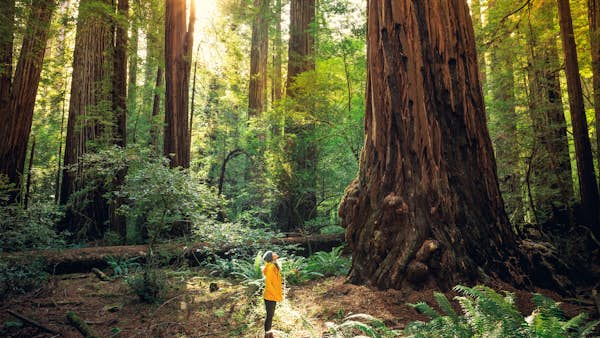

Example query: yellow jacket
[262,262,283,302]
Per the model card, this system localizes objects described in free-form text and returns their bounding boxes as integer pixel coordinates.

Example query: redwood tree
[248,0,269,116]
[339,0,521,290]
[557,0,600,228]
[0,0,56,203]
[589,0,600,188]
[60,0,114,236]
[164,0,195,168]
[277,0,316,230]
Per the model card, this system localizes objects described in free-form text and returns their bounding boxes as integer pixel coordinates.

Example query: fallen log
[67,311,99,338]
[1,233,344,274]
[91,268,111,281]
[7,310,59,335]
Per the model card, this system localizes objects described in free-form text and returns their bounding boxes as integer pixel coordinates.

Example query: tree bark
[24,136,36,209]
[0,0,14,137]
[272,0,283,102]
[60,0,114,238]
[589,0,600,190]
[0,0,56,204]
[164,0,195,168]
[339,0,522,290]
[249,0,269,116]
[150,66,163,151]
[557,0,600,229]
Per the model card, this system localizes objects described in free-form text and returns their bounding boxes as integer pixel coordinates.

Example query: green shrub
[327,313,400,338]
[306,245,350,277]
[126,267,168,303]
[0,202,65,252]
[0,259,48,299]
[105,255,141,277]
[230,252,265,290]
[281,255,322,285]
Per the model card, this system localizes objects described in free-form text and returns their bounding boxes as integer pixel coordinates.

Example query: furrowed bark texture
[557,0,600,229]
[164,0,195,168]
[339,0,521,290]
[0,0,56,203]
[249,0,269,116]
[60,0,113,237]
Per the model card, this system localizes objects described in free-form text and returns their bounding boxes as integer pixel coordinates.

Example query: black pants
[264,299,277,333]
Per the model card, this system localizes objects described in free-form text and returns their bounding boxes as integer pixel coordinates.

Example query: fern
[433,292,458,320]
[409,301,440,319]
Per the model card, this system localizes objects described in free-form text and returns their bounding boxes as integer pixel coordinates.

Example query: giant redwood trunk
[0,0,14,134]
[557,0,600,229]
[60,0,113,238]
[339,0,521,290]
[271,0,283,102]
[248,0,269,116]
[164,0,195,168]
[0,0,56,203]
[277,0,317,230]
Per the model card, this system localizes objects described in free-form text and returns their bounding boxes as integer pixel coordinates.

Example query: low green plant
[403,285,600,338]
[327,314,400,338]
[204,256,237,277]
[0,202,65,252]
[231,252,265,290]
[0,259,48,299]
[306,245,350,277]
[126,266,168,303]
[280,255,322,285]
[105,255,141,277]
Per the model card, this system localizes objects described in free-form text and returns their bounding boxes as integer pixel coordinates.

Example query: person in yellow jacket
[262,251,283,337]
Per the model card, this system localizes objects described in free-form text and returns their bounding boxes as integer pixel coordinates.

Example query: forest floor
[0,267,594,338]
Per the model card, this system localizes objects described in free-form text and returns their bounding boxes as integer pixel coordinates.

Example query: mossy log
[1,233,344,274]
[66,311,99,338]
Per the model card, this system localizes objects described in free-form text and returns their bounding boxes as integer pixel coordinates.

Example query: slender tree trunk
[249,0,269,116]
[557,0,600,229]
[24,136,36,209]
[150,66,163,151]
[60,0,114,238]
[589,0,600,188]
[339,0,523,290]
[164,0,195,168]
[127,17,139,143]
[471,0,486,88]
[0,0,56,203]
[0,0,14,129]
[272,0,283,102]
[110,0,129,240]
[277,0,316,231]
[526,0,573,222]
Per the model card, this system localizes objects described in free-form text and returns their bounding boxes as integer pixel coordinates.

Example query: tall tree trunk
[557,0,600,229]
[110,0,129,240]
[24,136,36,209]
[60,0,114,238]
[150,66,163,151]
[0,0,14,131]
[249,0,269,116]
[471,0,486,88]
[128,14,139,139]
[272,0,283,102]
[277,0,316,231]
[164,0,195,168]
[589,0,600,189]
[526,0,573,223]
[339,0,521,290]
[0,0,56,204]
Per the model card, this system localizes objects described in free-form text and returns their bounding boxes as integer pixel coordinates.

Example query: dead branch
[67,311,99,338]
[6,310,59,335]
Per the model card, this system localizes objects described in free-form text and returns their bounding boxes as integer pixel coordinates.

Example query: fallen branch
[91,268,111,281]
[67,311,99,338]
[593,289,600,315]
[7,310,59,335]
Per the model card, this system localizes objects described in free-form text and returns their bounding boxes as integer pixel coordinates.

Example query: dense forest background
[0,0,600,335]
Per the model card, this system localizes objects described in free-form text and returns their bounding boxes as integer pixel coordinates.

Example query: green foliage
[280,255,322,285]
[327,314,400,338]
[403,285,600,338]
[105,256,141,277]
[0,259,48,299]
[305,246,350,277]
[0,202,65,252]
[125,266,168,303]
[230,251,265,289]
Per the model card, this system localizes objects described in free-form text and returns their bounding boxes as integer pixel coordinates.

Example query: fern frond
[578,319,600,337]
[433,292,458,320]
[409,301,440,319]
[563,312,588,331]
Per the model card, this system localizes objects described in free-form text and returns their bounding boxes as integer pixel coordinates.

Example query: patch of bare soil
[0,271,596,337]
